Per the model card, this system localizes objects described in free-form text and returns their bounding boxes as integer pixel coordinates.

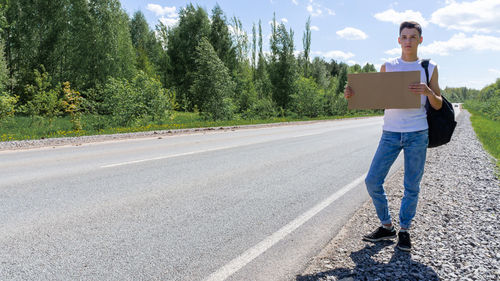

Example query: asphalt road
[0,116,402,281]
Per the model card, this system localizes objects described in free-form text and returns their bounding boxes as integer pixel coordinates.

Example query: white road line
[101,121,382,168]
[205,173,367,281]
[100,132,322,168]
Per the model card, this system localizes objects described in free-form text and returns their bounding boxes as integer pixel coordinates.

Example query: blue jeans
[365,130,428,229]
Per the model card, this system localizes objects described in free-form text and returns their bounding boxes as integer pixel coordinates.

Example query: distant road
[0,116,402,281]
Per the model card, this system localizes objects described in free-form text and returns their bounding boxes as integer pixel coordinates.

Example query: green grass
[0,111,381,142]
[467,109,500,175]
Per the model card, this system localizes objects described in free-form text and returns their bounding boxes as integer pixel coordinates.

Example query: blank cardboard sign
[347,71,421,109]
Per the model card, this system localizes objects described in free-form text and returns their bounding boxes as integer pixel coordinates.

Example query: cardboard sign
[347,71,421,109]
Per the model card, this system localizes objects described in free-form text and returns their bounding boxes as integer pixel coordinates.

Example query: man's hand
[408,83,434,97]
[344,85,355,99]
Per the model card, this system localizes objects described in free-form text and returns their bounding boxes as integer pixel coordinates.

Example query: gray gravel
[297,110,499,281]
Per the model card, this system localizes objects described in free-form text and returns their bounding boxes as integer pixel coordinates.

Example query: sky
[119,0,500,90]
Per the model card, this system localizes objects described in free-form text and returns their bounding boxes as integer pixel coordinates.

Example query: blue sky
[119,0,500,90]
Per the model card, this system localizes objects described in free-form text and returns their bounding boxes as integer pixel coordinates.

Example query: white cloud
[147,4,177,17]
[419,33,500,56]
[430,0,500,33]
[311,25,320,31]
[268,18,288,26]
[149,4,178,28]
[374,9,428,27]
[159,17,179,28]
[384,48,400,56]
[383,33,500,57]
[312,50,355,60]
[336,27,368,40]
[306,1,334,17]
[489,68,500,75]
[307,4,322,17]
[292,0,299,5]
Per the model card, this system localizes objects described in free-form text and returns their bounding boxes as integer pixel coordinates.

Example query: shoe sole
[362,234,397,242]
[397,245,411,252]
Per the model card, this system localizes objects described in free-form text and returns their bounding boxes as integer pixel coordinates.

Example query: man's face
[398,28,422,52]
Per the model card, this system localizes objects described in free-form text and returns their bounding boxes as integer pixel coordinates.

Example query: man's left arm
[409,66,443,110]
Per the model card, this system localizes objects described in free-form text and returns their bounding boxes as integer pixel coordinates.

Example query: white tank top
[383,57,436,132]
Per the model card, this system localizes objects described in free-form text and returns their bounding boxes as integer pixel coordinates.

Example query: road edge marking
[205,173,367,281]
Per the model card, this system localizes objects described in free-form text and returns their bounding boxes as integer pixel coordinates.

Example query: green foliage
[130,11,163,77]
[191,38,236,121]
[269,20,298,110]
[0,92,17,120]
[60,82,83,130]
[19,67,61,121]
[310,57,330,89]
[0,2,387,133]
[210,4,236,72]
[443,87,479,103]
[462,79,500,121]
[167,4,211,110]
[302,16,311,76]
[230,16,249,64]
[101,71,175,126]
[291,77,324,117]
[0,39,7,93]
[233,63,258,113]
[468,109,500,173]
[244,97,277,119]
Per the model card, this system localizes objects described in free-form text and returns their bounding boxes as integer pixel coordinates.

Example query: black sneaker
[362,226,396,242]
[397,231,411,252]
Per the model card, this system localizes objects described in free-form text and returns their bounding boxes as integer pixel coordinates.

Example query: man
[344,21,442,251]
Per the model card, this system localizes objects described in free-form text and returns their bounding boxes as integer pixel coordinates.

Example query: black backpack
[421,59,457,148]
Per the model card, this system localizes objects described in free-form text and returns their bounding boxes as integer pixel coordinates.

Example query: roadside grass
[466,109,500,177]
[0,111,381,142]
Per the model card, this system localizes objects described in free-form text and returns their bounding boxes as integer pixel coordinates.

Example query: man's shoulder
[385,57,399,65]
[421,58,438,67]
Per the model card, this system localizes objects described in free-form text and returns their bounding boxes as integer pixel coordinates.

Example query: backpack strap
[421,59,431,112]
[421,59,430,86]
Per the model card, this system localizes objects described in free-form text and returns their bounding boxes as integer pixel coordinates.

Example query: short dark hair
[399,21,422,37]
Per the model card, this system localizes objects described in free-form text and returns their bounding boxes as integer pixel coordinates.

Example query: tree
[20,66,61,123]
[209,4,236,72]
[269,19,298,111]
[311,57,330,89]
[167,4,210,110]
[0,37,7,93]
[291,77,324,117]
[154,21,171,88]
[130,11,155,75]
[362,63,376,73]
[229,16,249,67]
[254,19,271,100]
[190,38,235,120]
[251,22,257,78]
[302,16,311,77]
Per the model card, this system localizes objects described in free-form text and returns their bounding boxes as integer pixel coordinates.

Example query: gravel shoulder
[296,110,499,281]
